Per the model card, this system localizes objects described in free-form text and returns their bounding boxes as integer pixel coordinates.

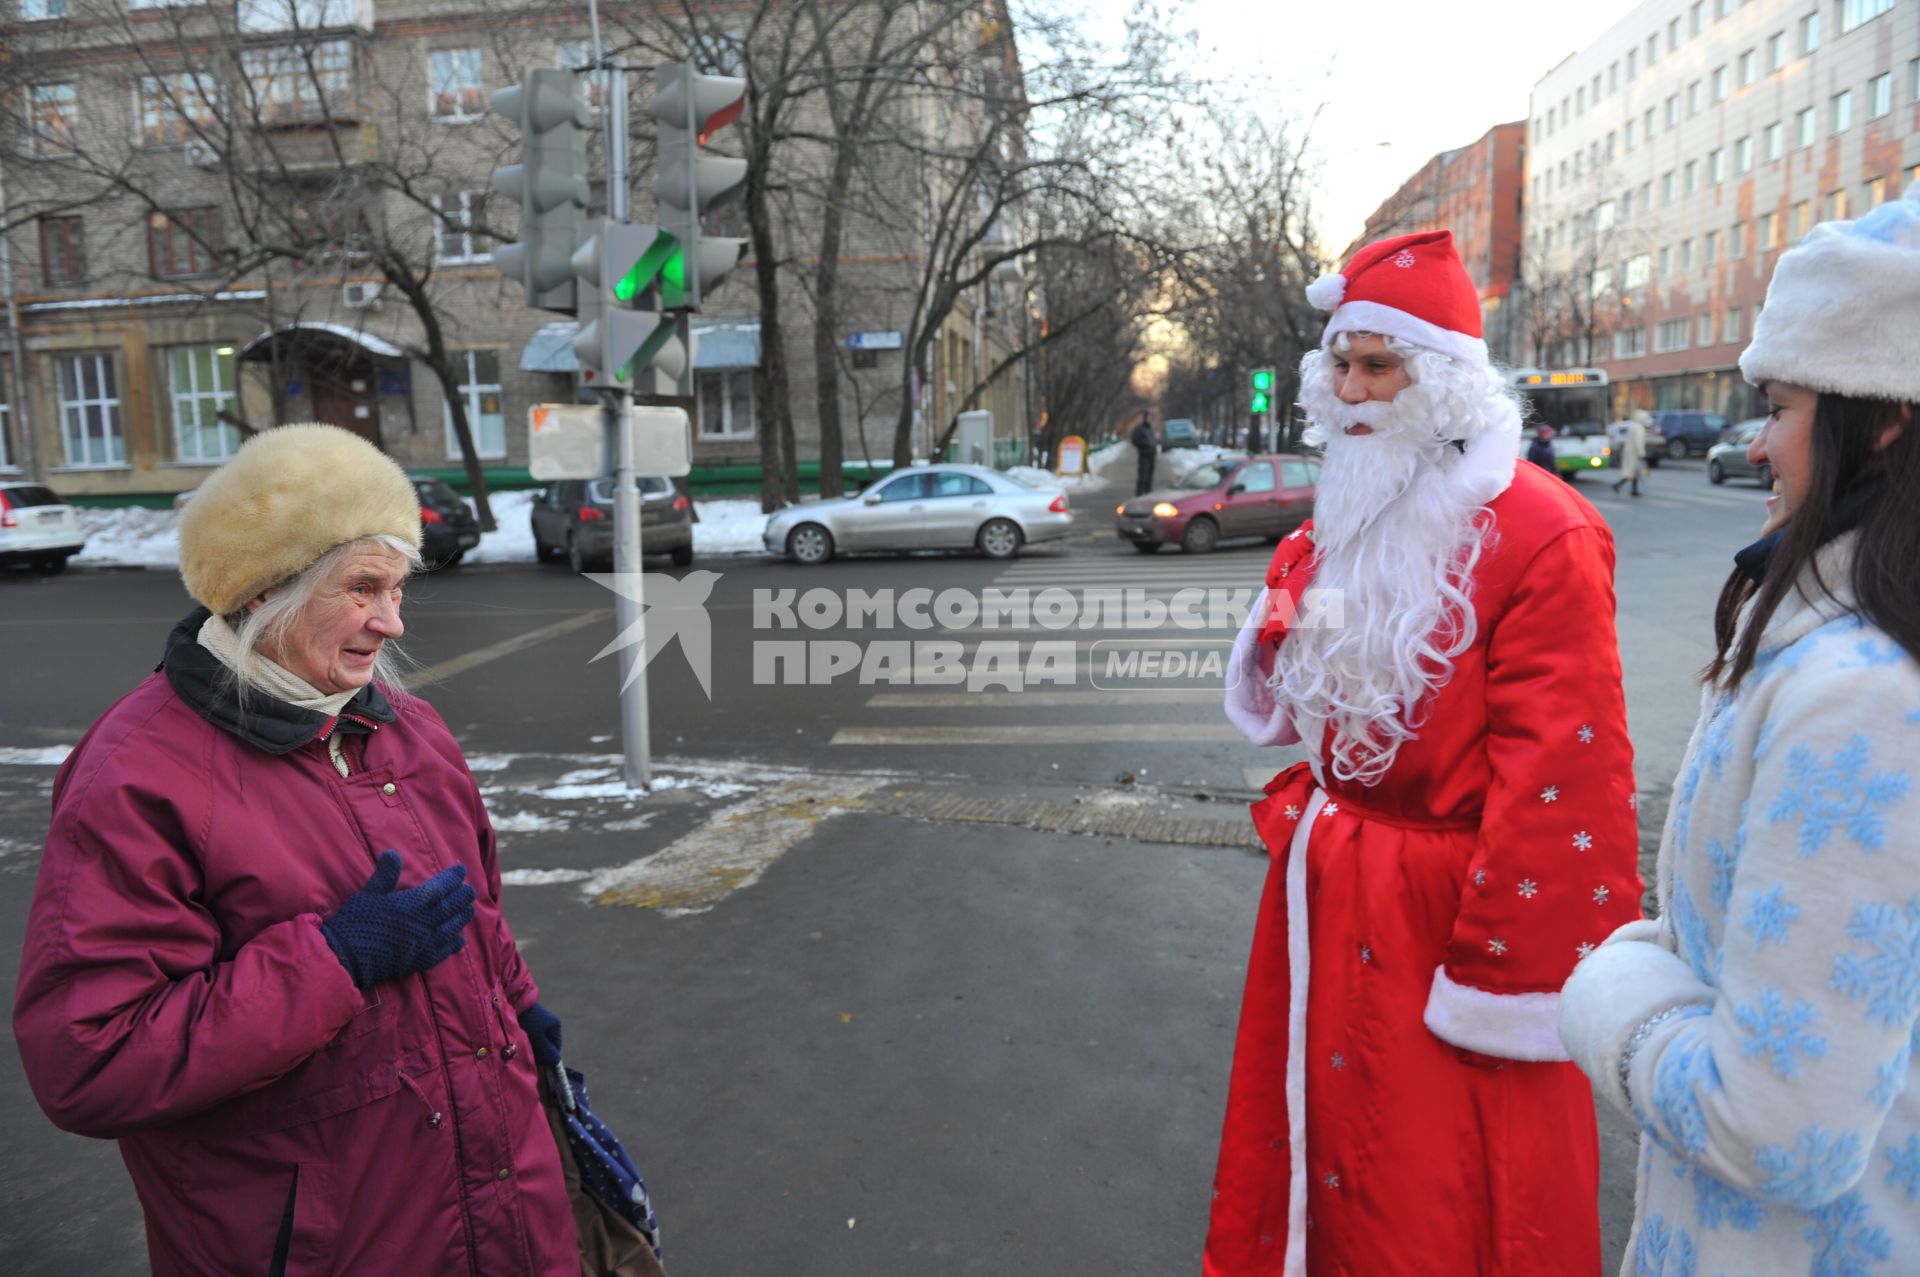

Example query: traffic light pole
[602,56,652,790]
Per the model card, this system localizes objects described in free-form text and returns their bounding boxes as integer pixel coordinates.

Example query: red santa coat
[1206,460,1641,1277]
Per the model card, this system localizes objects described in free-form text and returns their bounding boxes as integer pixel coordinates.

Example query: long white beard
[1274,414,1492,786]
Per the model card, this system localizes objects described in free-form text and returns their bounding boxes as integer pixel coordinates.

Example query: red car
[1114,453,1319,553]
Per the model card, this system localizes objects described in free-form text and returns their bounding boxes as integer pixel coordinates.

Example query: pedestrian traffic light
[650,61,748,310]
[570,218,687,387]
[491,69,593,313]
[1251,368,1276,415]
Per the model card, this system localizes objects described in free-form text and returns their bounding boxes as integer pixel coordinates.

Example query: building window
[433,191,488,264]
[1792,200,1811,238]
[1625,120,1635,150]
[1831,90,1852,135]
[1866,176,1887,208]
[1737,50,1755,88]
[241,39,354,124]
[1640,182,1652,214]
[1613,328,1646,359]
[1662,171,1675,203]
[39,215,83,286]
[28,83,77,156]
[1690,3,1704,37]
[1698,312,1716,346]
[1606,130,1616,159]
[1762,211,1779,249]
[1765,122,1783,161]
[697,368,755,439]
[1659,246,1672,277]
[1724,307,1743,343]
[1911,163,1920,189]
[1576,86,1585,114]
[1709,149,1725,184]
[1705,230,1719,262]
[1684,160,1698,194]
[138,72,219,147]
[1767,32,1785,72]
[1714,0,1729,18]
[1625,253,1651,288]
[1655,318,1691,353]
[443,350,506,459]
[21,0,67,18]
[1665,94,1679,128]
[1870,72,1892,120]
[1912,59,1920,104]
[1796,106,1815,149]
[1735,136,1753,174]
[1800,11,1820,55]
[1628,49,1638,78]
[1680,239,1694,271]
[1712,66,1729,102]
[1668,17,1681,50]
[1688,80,1703,115]
[1826,189,1849,221]
[1840,0,1893,34]
[55,353,123,467]
[148,207,221,279]
[1644,106,1656,139]
[1647,34,1658,66]
[1609,62,1618,93]
[168,345,241,463]
[428,48,485,120]
[1731,222,1746,258]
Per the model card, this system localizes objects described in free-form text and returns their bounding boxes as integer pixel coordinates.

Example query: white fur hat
[1740,183,1920,400]
[178,423,423,615]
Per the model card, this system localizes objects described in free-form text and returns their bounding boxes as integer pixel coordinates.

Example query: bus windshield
[1510,369,1609,436]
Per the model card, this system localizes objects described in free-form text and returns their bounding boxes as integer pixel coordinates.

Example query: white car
[0,482,86,573]
[763,464,1074,565]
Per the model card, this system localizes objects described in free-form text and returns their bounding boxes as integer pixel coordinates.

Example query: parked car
[1160,418,1200,449]
[1707,418,1772,486]
[1115,453,1318,554]
[763,464,1072,565]
[409,476,482,569]
[531,477,694,572]
[1605,418,1667,468]
[1651,409,1733,459]
[0,482,85,573]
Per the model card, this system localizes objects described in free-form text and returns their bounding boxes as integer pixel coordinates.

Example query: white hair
[222,534,421,709]
[1274,333,1519,785]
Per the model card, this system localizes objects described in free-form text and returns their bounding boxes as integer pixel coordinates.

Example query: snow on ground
[73,507,183,568]
[690,499,769,554]
[461,490,537,564]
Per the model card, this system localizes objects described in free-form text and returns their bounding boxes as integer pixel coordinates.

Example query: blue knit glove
[320,850,476,989]
[518,1003,563,1066]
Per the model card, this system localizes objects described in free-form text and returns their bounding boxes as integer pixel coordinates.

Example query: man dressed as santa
[1207,230,1641,1276]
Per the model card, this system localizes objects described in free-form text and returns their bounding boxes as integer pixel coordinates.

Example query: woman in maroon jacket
[14,424,578,1276]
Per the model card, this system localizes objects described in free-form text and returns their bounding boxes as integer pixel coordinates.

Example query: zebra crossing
[826,546,1274,750]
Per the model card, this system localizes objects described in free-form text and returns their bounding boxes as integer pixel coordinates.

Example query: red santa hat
[1305,230,1488,365]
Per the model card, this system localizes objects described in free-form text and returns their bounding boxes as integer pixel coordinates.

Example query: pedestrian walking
[13,424,579,1276]
[1560,187,1920,1276]
[1130,412,1159,496]
[1214,230,1640,1276]
[1526,423,1558,472]
[1611,408,1650,496]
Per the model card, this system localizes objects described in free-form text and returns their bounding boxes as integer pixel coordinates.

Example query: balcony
[237,0,373,35]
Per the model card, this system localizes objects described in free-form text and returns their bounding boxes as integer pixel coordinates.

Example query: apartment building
[1355,121,1528,365]
[0,0,1030,499]
[1525,0,1920,420]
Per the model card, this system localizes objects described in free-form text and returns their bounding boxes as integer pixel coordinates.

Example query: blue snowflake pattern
[1868,1042,1910,1108]
[1764,736,1910,857]
[1704,810,1749,911]
[1734,988,1829,1078]
[1651,1030,1722,1156]
[1830,895,1920,1028]
[1700,698,1740,781]
[1885,1135,1920,1201]
[1754,1127,1870,1210]
[1742,884,1802,949]
[1689,1166,1766,1232]
[1838,637,1906,669]
[1635,1214,1698,1277]
[1803,1190,1893,1277]
[1670,877,1720,985]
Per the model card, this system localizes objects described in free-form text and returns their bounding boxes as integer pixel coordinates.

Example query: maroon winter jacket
[14,613,577,1275]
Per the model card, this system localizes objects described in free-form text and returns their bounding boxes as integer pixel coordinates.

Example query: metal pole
[0,165,37,479]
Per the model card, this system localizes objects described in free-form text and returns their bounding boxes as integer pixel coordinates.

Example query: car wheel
[1181,516,1219,554]
[1708,460,1726,484]
[976,518,1023,560]
[670,543,694,568]
[1131,542,1163,554]
[567,532,590,574]
[1666,438,1687,461]
[787,523,834,565]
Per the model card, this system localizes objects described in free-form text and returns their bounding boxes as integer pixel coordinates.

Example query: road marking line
[864,689,1221,707]
[413,609,613,684]
[830,723,1253,745]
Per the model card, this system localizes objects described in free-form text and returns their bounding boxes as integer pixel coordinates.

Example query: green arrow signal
[615,231,680,303]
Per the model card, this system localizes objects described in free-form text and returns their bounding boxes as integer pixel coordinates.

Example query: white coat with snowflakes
[1561,533,1920,1277]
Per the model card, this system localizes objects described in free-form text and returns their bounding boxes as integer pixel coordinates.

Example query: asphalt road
[0,452,1771,1275]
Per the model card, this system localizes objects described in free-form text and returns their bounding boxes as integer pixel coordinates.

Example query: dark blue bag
[549,1063,662,1261]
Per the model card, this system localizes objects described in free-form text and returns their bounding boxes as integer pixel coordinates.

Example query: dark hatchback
[410,476,482,569]
[1115,454,1319,553]
[530,477,694,572]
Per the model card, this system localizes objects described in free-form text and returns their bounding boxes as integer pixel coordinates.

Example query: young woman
[1559,193,1920,1274]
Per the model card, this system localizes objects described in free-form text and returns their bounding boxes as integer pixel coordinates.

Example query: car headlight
[1589,456,1603,467]
[1115,504,1126,516]
[1151,502,1179,518]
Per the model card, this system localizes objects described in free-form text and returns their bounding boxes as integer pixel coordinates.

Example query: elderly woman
[13,425,576,1275]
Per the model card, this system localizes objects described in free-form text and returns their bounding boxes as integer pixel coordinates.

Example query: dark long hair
[1706,392,1920,689]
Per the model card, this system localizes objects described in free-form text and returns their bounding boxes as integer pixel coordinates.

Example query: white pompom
[1305,272,1347,311]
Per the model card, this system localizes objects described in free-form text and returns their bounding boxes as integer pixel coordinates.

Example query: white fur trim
[1283,790,1328,1277]
[1323,299,1489,367]
[1423,966,1572,1061]
[1224,588,1301,747]
[1558,929,1713,1112]
[1446,425,1519,507]
[1305,272,1347,311]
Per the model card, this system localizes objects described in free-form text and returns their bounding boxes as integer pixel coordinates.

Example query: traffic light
[490,69,593,312]
[570,218,688,387]
[649,61,748,310]
[1250,367,1276,415]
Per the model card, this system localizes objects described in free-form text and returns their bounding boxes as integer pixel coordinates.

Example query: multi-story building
[0,0,1031,500]
[1354,121,1528,365]
[1523,0,1919,420]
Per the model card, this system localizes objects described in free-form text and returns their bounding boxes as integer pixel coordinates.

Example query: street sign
[632,406,692,477]
[528,403,605,480]
[846,331,903,351]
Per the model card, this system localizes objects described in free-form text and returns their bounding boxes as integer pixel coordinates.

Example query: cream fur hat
[1740,183,1920,400]
[178,423,423,615]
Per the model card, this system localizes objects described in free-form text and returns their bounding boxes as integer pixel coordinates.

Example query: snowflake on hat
[1306,231,1490,367]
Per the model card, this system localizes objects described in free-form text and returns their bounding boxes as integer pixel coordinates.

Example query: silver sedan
[762,464,1074,565]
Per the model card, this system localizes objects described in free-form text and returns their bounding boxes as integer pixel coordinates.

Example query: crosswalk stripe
[865,690,1221,707]
[830,723,1252,745]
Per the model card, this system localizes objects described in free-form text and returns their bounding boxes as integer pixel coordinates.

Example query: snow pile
[463,490,538,563]
[73,506,181,568]
[692,499,770,554]
[1004,464,1066,490]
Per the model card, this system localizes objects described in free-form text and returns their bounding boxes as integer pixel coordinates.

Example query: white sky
[1181,0,1645,254]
